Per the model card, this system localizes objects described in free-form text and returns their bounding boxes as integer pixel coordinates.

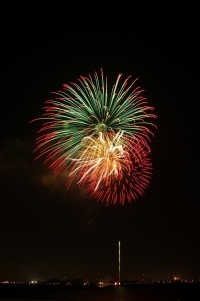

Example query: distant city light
[30,280,38,284]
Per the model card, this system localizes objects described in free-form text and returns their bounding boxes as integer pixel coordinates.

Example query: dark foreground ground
[0,282,200,300]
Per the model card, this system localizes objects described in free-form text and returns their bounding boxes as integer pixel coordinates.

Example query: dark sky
[0,4,199,283]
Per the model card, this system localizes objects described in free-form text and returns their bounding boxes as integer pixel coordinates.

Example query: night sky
[1,4,199,283]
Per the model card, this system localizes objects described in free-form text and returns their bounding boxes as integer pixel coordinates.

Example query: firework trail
[87,144,153,205]
[31,69,157,205]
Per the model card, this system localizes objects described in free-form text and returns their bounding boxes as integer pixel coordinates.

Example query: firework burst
[31,69,157,205]
[87,143,153,205]
[69,131,132,189]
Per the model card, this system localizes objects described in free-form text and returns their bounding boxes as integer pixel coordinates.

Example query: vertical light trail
[119,241,121,285]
